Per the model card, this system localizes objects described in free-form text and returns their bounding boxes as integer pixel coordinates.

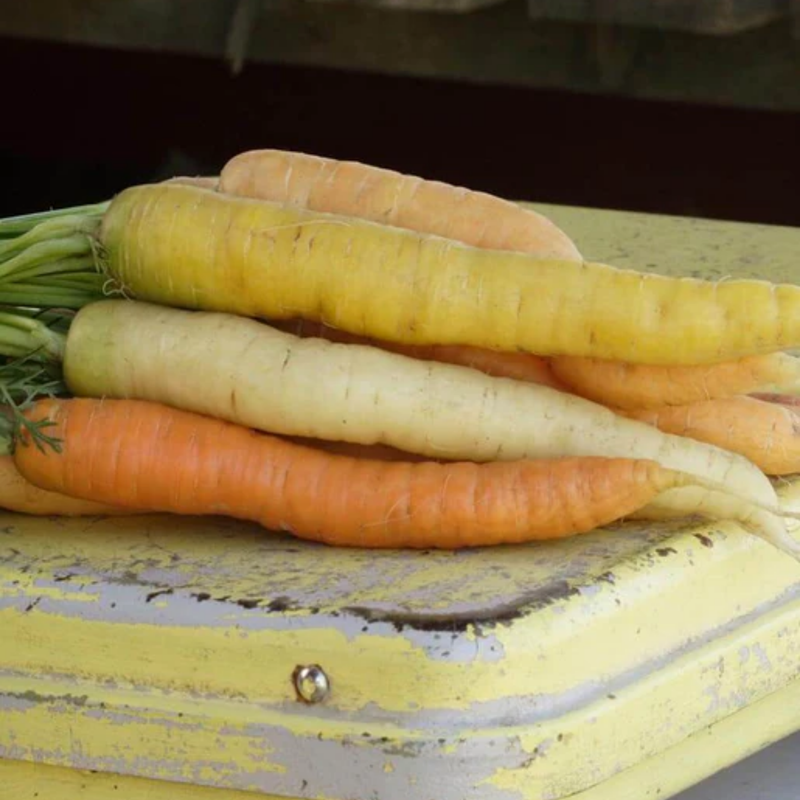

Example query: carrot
[51,298,791,527]
[217,150,800,404]
[86,181,800,366]
[620,394,800,476]
[275,317,568,390]
[7,180,800,365]
[12,396,798,554]
[552,353,800,410]
[0,454,139,516]
[218,149,583,260]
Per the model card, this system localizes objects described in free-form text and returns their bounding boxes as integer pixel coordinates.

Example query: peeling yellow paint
[3,515,799,716]
[4,660,799,800]
[485,594,800,798]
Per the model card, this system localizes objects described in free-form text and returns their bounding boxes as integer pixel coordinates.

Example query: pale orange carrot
[0,454,139,516]
[13,396,708,550]
[620,395,800,476]
[274,318,568,390]
[219,149,582,260]
[552,353,800,410]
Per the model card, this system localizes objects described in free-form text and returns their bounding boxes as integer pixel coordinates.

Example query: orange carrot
[275,317,568,390]
[13,396,706,549]
[552,353,800,410]
[219,149,582,260]
[620,395,800,476]
[0,454,139,516]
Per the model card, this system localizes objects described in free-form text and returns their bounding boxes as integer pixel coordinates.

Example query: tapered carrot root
[99,183,800,366]
[553,353,800,410]
[275,317,568,390]
[14,397,697,549]
[620,395,800,476]
[0,454,140,516]
[219,149,582,261]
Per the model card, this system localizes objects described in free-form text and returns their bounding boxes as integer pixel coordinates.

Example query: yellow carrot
[97,182,800,366]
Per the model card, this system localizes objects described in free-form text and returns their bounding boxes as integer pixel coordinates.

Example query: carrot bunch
[1,149,799,559]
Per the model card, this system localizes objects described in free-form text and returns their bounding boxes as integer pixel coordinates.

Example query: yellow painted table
[2,205,800,800]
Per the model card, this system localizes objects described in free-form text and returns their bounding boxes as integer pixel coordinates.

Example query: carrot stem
[0,203,108,238]
[0,286,103,310]
[2,256,96,284]
[0,312,66,361]
[0,216,100,261]
[0,235,94,281]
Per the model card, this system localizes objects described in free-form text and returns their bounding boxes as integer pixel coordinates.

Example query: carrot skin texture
[15,397,680,548]
[0,454,139,516]
[622,395,800,476]
[219,149,582,260]
[553,353,800,410]
[62,299,782,520]
[99,183,800,366]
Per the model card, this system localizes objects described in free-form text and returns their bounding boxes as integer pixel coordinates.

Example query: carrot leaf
[0,353,66,454]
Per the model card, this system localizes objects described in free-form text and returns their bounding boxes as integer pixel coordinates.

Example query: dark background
[2,34,798,225]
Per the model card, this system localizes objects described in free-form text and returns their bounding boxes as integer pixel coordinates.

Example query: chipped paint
[3,509,800,798]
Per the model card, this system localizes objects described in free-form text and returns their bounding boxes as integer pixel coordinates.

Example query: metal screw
[293,664,330,703]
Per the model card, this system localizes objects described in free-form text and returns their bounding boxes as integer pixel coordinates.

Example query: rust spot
[656,547,677,557]
[193,592,212,602]
[236,598,261,609]
[24,597,41,612]
[598,571,616,584]
[694,533,714,548]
